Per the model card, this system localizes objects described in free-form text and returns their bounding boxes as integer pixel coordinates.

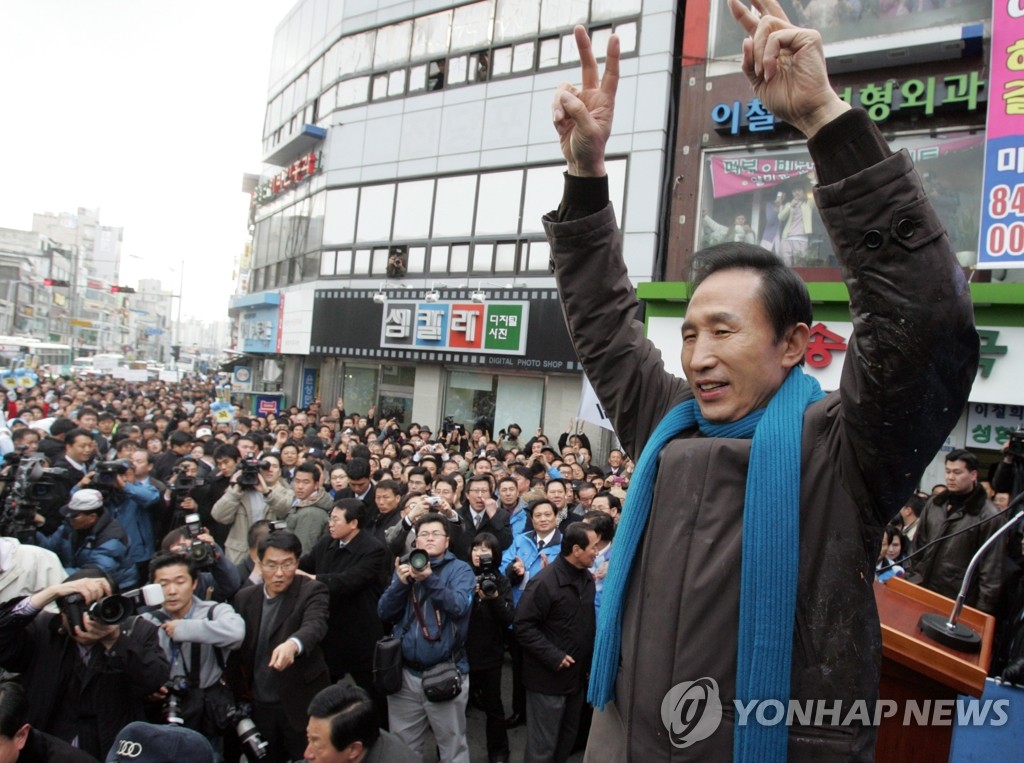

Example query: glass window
[407,246,426,273]
[409,64,428,92]
[372,74,389,100]
[615,21,637,54]
[353,248,371,274]
[493,376,544,444]
[335,250,352,275]
[433,175,477,237]
[411,10,453,60]
[450,1,492,53]
[492,46,512,77]
[270,93,282,129]
[373,22,413,69]
[337,77,369,107]
[512,41,535,72]
[294,73,308,110]
[560,32,579,65]
[302,252,319,282]
[495,242,517,271]
[267,214,282,262]
[282,83,296,120]
[320,251,336,276]
[540,0,588,33]
[372,247,390,274]
[393,179,435,239]
[307,58,323,99]
[494,0,540,42]
[526,240,551,272]
[342,365,378,419]
[323,39,342,85]
[448,55,468,86]
[388,69,406,97]
[340,30,376,74]
[472,243,494,272]
[251,268,264,292]
[307,190,326,252]
[476,170,523,235]
[591,27,612,60]
[428,246,449,272]
[444,372,497,434]
[592,0,640,22]
[356,184,395,243]
[254,221,269,267]
[470,51,490,83]
[538,37,560,68]
[318,85,336,120]
[522,165,565,234]
[449,244,470,272]
[323,188,358,245]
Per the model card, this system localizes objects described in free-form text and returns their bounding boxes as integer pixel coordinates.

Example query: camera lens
[90,595,127,624]
[409,549,429,572]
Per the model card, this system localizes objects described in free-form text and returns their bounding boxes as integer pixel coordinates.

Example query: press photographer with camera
[36,488,139,588]
[377,514,475,763]
[211,452,293,565]
[467,532,514,763]
[159,517,241,603]
[139,553,244,746]
[0,569,168,759]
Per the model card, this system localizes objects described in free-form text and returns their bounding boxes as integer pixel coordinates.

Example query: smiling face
[681,269,805,424]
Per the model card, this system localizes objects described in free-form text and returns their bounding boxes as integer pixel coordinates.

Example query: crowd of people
[0,373,632,762]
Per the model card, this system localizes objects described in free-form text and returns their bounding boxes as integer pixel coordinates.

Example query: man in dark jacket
[548,5,978,760]
[515,523,597,763]
[0,571,168,759]
[453,475,513,560]
[228,530,330,762]
[0,680,99,763]
[298,499,389,719]
[906,449,1004,613]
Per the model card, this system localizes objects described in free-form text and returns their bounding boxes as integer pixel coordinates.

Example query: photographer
[377,514,475,763]
[160,523,241,602]
[36,489,138,588]
[211,452,292,565]
[0,570,168,759]
[140,553,244,743]
[467,532,514,763]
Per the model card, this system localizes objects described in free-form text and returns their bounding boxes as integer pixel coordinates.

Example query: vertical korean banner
[300,368,318,409]
[976,1,1024,269]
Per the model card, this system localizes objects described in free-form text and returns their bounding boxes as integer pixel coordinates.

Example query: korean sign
[967,403,1024,450]
[379,300,529,355]
[977,1,1024,269]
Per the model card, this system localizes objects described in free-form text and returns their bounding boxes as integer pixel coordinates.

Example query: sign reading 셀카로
[380,300,529,355]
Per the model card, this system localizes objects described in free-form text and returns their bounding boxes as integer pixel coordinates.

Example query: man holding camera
[212,452,293,565]
[139,553,244,743]
[377,514,475,763]
[0,571,168,759]
[227,530,330,762]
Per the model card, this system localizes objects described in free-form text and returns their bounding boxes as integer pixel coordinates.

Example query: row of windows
[263,0,641,149]
[251,159,626,270]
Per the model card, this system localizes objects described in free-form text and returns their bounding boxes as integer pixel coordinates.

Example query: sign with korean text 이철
[976,1,1024,269]
[379,300,529,355]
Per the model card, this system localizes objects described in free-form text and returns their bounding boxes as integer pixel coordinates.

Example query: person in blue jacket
[500,500,563,607]
[36,488,138,589]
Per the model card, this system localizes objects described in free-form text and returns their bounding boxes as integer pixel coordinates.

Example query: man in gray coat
[545,1,978,761]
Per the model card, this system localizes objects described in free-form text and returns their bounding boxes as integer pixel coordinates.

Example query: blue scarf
[587,367,825,762]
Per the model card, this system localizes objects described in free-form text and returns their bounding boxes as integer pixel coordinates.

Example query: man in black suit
[298,498,390,725]
[453,475,513,561]
[38,428,97,536]
[333,457,377,519]
[228,530,330,761]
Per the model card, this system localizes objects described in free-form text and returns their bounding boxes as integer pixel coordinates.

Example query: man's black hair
[408,465,433,486]
[690,242,813,345]
[295,460,322,481]
[527,498,555,516]
[413,512,449,537]
[332,497,367,527]
[213,443,241,462]
[79,407,99,420]
[561,521,593,556]
[50,417,77,437]
[167,430,194,447]
[583,510,616,541]
[594,491,623,512]
[306,684,380,753]
[375,479,404,496]
[345,457,371,480]
[10,429,37,445]
[64,428,94,448]
[945,448,979,472]
[466,474,493,491]
[350,444,372,461]
[149,552,198,583]
[433,475,458,494]
[904,493,926,516]
[546,478,567,492]
[0,681,27,739]
[257,529,303,560]
[248,519,272,550]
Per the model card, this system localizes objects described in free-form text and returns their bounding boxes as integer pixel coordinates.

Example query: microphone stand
[918,498,1024,653]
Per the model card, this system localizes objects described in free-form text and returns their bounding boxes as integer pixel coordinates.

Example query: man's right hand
[551,26,619,178]
[29,576,111,611]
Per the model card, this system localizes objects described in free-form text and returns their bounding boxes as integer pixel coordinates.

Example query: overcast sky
[0,0,295,321]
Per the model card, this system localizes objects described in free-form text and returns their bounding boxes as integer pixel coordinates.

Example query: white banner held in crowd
[577,375,615,432]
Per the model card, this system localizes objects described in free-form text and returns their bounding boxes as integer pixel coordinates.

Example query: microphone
[918,494,1024,653]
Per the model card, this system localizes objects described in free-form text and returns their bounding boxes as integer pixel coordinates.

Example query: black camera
[401,548,430,572]
[170,466,204,501]
[225,703,268,760]
[94,459,131,487]
[60,583,165,632]
[162,676,190,726]
[476,552,500,597]
[0,451,66,541]
[236,457,270,489]
[1008,428,1024,458]
[184,512,215,568]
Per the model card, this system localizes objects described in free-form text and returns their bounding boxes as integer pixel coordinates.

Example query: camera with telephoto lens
[184,512,215,568]
[162,676,190,726]
[401,548,430,572]
[60,582,165,632]
[225,703,268,760]
[476,552,500,597]
[236,457,270,489]
[1008,427,1024,458]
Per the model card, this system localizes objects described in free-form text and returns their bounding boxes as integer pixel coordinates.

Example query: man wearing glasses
[378,514,475,763]
[228,530,330,762]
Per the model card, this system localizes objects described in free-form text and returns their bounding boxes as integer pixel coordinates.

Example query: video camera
[60,582,164,632]
[1008,427,1024,458]
[0,451,67,541]
[475,552,500,597]
[184,512,216,568]
[170,465,204,501]
[94,459,131,487]
[236,457,270,489]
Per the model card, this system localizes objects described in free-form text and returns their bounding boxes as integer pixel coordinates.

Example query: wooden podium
[874,577,996,763]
